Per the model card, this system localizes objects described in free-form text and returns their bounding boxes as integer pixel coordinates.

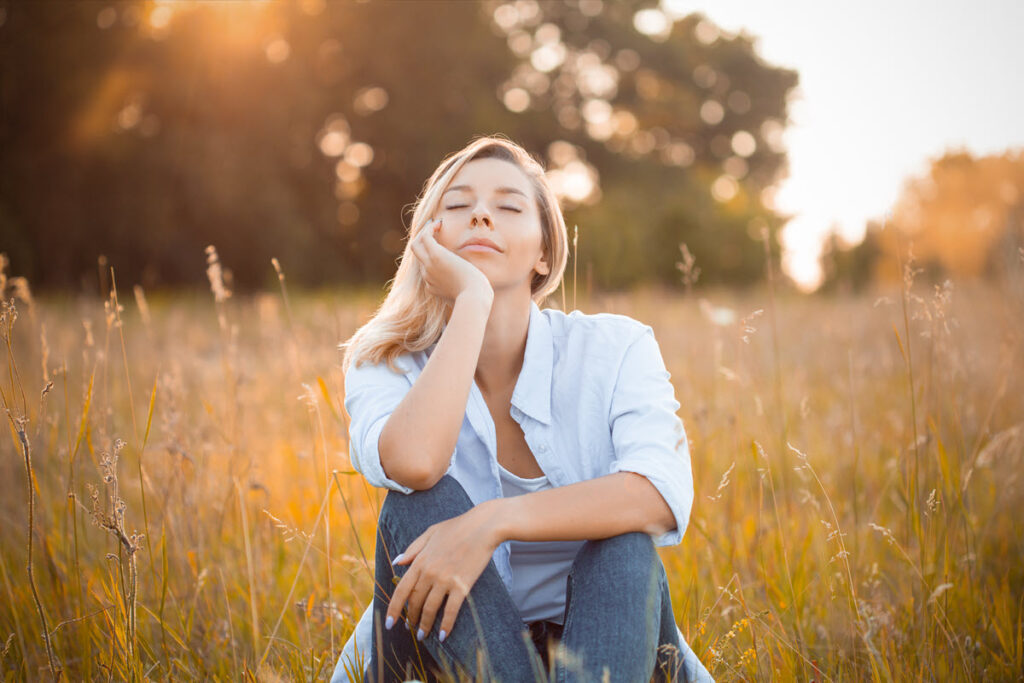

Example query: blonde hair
[339,134,569,375]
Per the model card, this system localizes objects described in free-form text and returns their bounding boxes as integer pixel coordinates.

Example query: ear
[533,250,551,277]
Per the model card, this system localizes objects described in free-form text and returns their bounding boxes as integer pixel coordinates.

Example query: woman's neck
[473,289,531,397]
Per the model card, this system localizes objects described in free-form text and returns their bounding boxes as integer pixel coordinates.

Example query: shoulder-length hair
[339,134,569,375]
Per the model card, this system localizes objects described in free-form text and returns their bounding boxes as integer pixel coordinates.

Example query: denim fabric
[363,474,690,683]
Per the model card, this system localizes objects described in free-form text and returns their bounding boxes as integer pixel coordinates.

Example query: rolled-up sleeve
[607,326,694,546]
[343,357,416,494]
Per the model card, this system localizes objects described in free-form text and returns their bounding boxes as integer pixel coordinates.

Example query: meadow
[0,254,1021,681]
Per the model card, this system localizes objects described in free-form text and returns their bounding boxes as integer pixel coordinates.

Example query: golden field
[0,264,1022,681]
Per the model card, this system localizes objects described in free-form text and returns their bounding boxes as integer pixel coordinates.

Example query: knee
[571,531,657,584]
[380,473,471,521]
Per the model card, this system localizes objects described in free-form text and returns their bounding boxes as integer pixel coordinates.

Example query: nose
[470,201,493,228]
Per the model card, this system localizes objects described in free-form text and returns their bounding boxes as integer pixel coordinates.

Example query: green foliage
[1,1,796,293]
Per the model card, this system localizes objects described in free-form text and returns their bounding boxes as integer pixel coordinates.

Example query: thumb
[393,526,434,566]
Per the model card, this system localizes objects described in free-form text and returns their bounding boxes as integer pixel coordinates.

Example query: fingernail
[392,553,404,565]
[417,627,425,641]
[385,615,394,630]
[438,629,447,643]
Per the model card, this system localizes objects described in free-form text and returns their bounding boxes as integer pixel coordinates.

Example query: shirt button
[538,443,548,453]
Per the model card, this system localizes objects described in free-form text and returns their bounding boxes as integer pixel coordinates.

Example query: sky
[659,0,1024,290]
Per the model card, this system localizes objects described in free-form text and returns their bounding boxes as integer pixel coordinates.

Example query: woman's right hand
[410,218,494,305]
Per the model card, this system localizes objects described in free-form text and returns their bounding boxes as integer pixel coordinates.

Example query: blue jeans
[363,474,687,682]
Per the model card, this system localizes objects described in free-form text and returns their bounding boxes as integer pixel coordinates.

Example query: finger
[410,238,430,266]
[424,220,446,250]
[422,228,442,254]
[412,226,432,251]
[398,526,434,565]
[417,218,437,241]
[417,220,437,244]
[418,222,442,252]
[385,565,418,629]
[408,222,431,254]
[406,580,431,627]
[438,580,469,643]
[416,584,448,640]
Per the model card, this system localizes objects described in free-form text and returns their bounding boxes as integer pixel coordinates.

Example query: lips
[459,237,503,252]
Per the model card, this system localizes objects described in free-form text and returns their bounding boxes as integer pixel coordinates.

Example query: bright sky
[660,0,1024,290]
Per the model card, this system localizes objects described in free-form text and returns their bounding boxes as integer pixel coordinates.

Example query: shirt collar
[510,299,553,425]
[424,299,553,425]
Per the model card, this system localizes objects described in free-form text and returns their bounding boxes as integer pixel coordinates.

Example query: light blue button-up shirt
[331,300,712,682]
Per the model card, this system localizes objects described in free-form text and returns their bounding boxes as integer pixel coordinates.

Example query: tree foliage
[872,149,1024,285]
[1,0,798,293]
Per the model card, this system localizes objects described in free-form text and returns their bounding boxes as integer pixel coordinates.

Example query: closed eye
[445,204,522,213]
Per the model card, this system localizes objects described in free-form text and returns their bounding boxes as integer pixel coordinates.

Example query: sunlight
[143,0,280,49]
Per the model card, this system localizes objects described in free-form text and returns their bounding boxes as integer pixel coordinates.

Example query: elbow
[626,471,679,536]
[378,425,451,491]
[408,466,447,491]
[383,462,446,491]
[647,500,678,538]
[378,443,448,491]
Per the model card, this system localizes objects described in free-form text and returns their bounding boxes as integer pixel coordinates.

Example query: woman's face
[432,157,550,292]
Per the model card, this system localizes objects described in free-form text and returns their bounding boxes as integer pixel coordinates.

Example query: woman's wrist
[455,288,493,313]
[475,496,517,547]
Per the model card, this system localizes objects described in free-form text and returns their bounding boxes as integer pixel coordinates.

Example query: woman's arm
[378,289,492,490]
[479,470,678,544]
[389,471,676,641]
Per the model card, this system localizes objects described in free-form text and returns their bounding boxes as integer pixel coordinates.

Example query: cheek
[506,232,544,266]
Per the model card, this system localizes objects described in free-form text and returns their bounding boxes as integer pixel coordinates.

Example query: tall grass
[0,245,1021,681]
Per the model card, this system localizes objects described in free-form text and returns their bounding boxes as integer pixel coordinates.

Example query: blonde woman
[331,135,712,683]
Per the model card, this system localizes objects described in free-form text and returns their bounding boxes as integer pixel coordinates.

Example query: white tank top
[497,462,586,625]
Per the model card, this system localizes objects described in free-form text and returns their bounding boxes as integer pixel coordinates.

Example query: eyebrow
[442,185,529,199]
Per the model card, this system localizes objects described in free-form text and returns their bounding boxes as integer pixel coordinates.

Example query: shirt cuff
[353,413,415,495]
[610,456,692,547]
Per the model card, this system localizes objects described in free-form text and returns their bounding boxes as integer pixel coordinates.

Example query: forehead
[443,158,532,198]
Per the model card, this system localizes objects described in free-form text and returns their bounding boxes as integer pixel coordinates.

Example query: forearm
[378,291,492,489]
[484,471,677,544]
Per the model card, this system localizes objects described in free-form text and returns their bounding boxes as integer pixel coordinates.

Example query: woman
[331,135,712,683]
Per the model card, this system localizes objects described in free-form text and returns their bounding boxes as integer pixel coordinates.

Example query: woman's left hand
[387,499,506,642]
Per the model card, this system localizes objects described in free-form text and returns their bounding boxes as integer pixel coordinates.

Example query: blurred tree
[984,186,1024,286]
[817,220,882,295]
[873,148,1024,285]
[0,0,796,294]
